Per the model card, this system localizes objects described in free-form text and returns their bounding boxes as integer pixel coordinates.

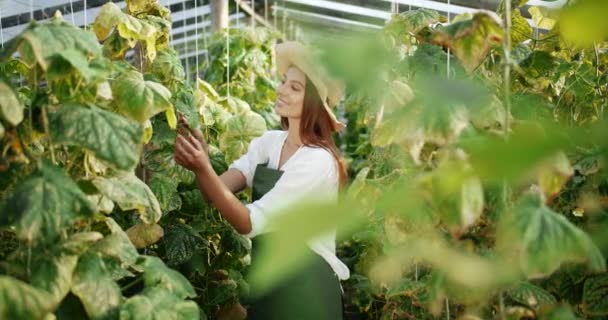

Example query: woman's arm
[219,169,247,194]
[175,133,252,235]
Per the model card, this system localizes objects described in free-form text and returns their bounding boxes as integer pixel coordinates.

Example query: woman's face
[275,66,306,119]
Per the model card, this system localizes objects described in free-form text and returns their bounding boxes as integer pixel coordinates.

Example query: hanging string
[251,0,255,28]
[226,4,231,98]
[183,1,190,82]
[447,0,451,78]
[202,8,210,68]
[0,8,4,49]
[69,0,75,24]
[281,0,286,35]
[29,0,34,21]
[273,0,277,28]
[166,0,174,45]
[445,1,452,317]
[194,0,200,80]
[265,0,268,22]
[236,0,240,29]
[83,0,87,30]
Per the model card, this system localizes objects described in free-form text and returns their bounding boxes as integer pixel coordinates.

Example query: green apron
[245,163,343,320]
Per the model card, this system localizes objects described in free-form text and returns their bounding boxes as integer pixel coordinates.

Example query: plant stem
[41,104,56,164]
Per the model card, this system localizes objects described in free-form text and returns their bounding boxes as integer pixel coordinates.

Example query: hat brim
[275,41,346,132]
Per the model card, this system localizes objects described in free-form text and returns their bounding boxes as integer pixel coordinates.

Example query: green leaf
[4,15,100,71]
[30,253,79,306]
[431,11,504,72]
[559,0,608,47]
[386,278,425,298]
[71,253,121,320]
[138,256,196,299]
[120,287,200,320]
[0,276,55,319]
[218,96,251,114]
[384,9,441,43]
[161,223,207,267]
[149,174,181,212]
[497,192,606,278]
[47,49,106,83]
[92,218,139,267]
[92,174,162,224]
[148,48,185,87]
[49,103,143,171]
[0,162,94,242]
[506,281,557,308]
[520,51,558,78]
[218,111,266,164]
[583,273,608,316]
[0,79,24,126]
[112,70,173,123]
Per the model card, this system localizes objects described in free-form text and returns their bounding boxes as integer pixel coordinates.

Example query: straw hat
[275,41,346,131]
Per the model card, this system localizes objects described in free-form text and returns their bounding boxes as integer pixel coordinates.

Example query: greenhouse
[0,0,607,319]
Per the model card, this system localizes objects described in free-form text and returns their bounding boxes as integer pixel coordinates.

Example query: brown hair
[281,77,348,188]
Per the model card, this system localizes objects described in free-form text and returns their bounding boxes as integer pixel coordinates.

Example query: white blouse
[229,130,350,280]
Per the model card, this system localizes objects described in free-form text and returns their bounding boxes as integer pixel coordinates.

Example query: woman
[174,41,349,319]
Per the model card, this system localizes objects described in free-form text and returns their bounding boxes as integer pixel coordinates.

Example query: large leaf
[583,273,608,316]
[0,276,55,319]
[92,174,162,224]
[138,256,196,299]
[3,13,100,70]
[120,287,200,320]
[161,223,207,267]
[384,9,441,43]
[71,253,121,320]
[30,253,79,306]
[49,103,143,171]
[431,11,504,72]
[149,174,181,212]
[497,192,606,278]
[46,49,108,83]
[218,111,266,164]
[93,2,159,60]
[506,281,557,308]
[511,9,533,46]
[92,218,139,267]
[0,162,94,242]
[0,79,24,126]
[112,70,173,123]
[126,222,164,249]
[528,6,557,31]
[148,48,185,87]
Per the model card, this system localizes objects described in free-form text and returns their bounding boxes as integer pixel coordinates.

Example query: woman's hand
[174,115,211,175]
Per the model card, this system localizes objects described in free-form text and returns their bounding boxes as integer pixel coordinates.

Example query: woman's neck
[286,118,303,147]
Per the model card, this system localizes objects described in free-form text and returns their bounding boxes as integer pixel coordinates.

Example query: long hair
[281,77,348,188]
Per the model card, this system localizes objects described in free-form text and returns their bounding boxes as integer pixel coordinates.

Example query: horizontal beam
[274,6,382,30]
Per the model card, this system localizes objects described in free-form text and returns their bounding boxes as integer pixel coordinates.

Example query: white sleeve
[228,132,269,188]
[244,150,339,238]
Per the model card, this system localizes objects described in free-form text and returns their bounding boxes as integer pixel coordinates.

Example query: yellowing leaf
[126,222,164,249]
[528,6,557,31]
[538,152,573,201]
[0,79,24,126]
[431,11,504,72]
[559,0,608,47]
